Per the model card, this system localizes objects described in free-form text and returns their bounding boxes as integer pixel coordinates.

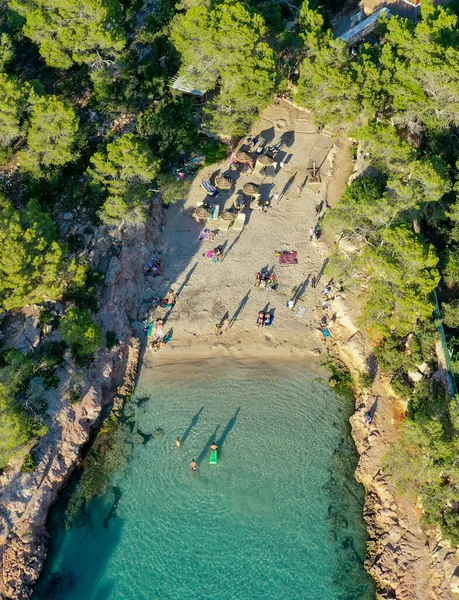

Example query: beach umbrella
[235,151,252,163]
[256,154,274,166]
[242,182,260,196]
[195,206,212,219]
[220,210,236,221]
[215,175,233,190]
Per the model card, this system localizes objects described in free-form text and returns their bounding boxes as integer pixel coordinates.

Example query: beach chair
[212,218,232,232]
[201,179,218,196]
[231,213,246,233]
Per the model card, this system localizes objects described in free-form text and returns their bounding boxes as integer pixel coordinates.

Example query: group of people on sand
[254,270,278,289]
[175,436,218,471]
[143,289,179,350]
[256,310,274,327]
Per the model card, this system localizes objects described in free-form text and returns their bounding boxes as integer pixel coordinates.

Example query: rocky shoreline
[330,297,459,600]
[0,202,162,599]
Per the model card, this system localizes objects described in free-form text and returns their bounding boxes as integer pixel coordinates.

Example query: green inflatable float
[209,449,218,465]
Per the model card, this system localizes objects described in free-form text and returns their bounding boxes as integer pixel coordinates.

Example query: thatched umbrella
[256,154,274,166]
[220,210,236,221]
[242,182,259,196]
[235,151,252,163]
[195,206,211,219]
[215,175,233,191]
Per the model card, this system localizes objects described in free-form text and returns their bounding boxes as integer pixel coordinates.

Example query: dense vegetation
[0,0,458,548]
[297,0,459,544]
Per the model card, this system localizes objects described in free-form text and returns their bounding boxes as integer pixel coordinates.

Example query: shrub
[443,301,459,329]
[106,330,119,350]
[157,173,191,205]
[359,371,374,390]
[21,451,38,473]
[60,308,103,365]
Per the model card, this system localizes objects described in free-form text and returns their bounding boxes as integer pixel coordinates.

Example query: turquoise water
[34,360,375,600]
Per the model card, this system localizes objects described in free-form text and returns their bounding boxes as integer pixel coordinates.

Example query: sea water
[34,360,375,600]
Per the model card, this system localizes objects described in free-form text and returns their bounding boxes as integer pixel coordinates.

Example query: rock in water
[152,428,164,439]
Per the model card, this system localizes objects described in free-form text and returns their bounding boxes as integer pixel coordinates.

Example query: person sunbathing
[264,313,274,326]
[214,246,224,262]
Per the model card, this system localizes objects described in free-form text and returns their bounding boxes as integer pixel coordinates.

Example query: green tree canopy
[362,225,439,335]
[18,95,79,176]
[0,349,47,468]
[0,197,67,310]
[171,0,276,135]
[0,73,29,147]
[89,133,159,226]
[60,307,103,363]
[10,0,126,69]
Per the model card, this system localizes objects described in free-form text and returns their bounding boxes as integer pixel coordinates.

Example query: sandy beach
[140,101,353,365]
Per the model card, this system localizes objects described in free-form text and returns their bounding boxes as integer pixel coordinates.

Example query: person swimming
[176,437,181,448]
[210,442,218,451]
[190,459,198,471]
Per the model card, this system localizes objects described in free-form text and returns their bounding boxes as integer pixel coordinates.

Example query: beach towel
[278,251,298,265]
[146,324,154,337]
[205,249,215,259]
[201,179,218,196]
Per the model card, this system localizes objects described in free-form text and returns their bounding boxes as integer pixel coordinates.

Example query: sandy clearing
[140,100,354,360]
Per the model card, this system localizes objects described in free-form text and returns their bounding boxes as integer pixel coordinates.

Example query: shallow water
[34,360,375,600]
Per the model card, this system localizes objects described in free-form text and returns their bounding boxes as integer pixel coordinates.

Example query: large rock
[105,257,122,286]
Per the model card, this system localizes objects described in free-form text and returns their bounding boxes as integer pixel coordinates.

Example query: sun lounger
[201,179,218,196]
[212,218,232,232]
[231,213,245,232]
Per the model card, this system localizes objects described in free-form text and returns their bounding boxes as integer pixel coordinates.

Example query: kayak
[209,449,218,465]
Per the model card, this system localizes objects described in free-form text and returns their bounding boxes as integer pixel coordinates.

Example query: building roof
[338,7,391,46]
[170,75,208,97]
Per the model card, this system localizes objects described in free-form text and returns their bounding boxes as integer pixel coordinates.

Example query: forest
[0,0,459,544]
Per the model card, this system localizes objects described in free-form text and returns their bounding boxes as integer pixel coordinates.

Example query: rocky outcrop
[0,201,162,599]
[330,303,459,600]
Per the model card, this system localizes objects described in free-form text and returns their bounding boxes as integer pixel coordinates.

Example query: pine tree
[10,0,126,69]
[18,95,79,176]
[0,73,29,147]
[0,197,67,310]
[88,134,159,226]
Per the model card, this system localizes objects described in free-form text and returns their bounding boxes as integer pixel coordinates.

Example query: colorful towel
[278,251,298,265]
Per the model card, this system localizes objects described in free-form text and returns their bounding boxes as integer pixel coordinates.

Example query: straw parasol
[235,151,252,163]
[242,182,259,196]
[215,175,233,190]
[195,206,211,219]
[220,210,236,221]
[256,154,274,166]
